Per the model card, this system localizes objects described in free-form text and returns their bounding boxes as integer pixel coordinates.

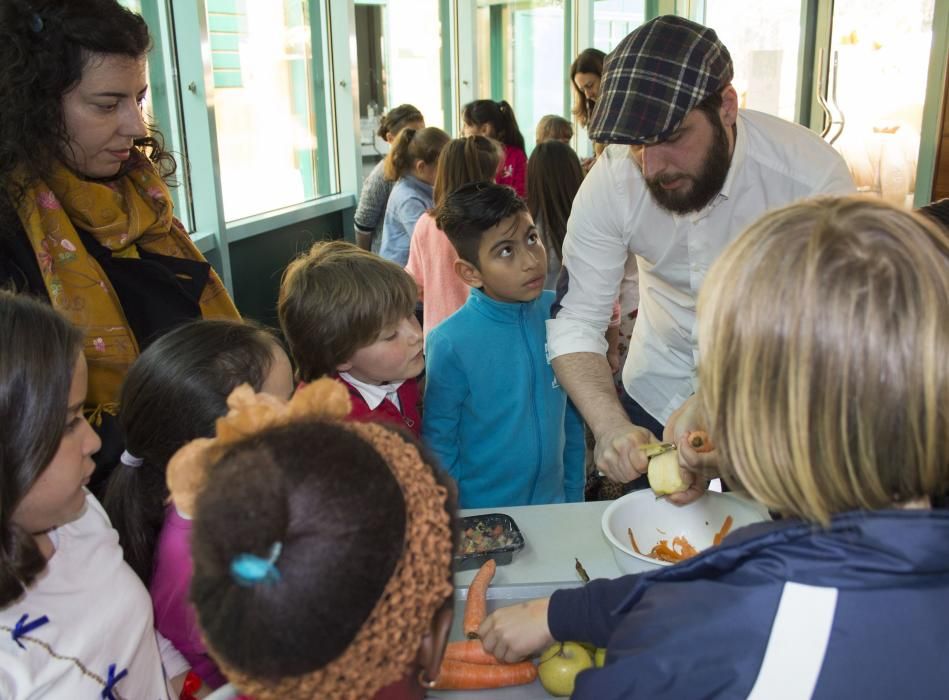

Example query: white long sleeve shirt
[0,493,188,699]
[547,109,855,424]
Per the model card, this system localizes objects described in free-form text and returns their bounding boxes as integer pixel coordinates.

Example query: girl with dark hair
[102,319,292,690]
[569,48,607,171]
[0,292,192,698]
[379,126,450,266]
[527,141,623,374]
[177,379,458,700]
[354,104,425,251]
[570,48,606,128]
[462,99,528,197]
[0,0,240,484]
[405,135,503,336]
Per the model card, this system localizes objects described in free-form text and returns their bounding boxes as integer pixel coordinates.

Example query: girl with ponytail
[405,135,504,336]
[380,126,450,266]
[462,99,528,197]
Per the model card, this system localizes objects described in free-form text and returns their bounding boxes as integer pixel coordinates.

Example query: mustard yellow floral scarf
[14,151,240,410]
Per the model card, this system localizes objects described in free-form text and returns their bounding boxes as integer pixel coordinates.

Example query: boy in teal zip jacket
[423,182,584,508]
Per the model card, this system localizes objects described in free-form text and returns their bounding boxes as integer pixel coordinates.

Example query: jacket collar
[400,174,433,198]
[468,287,535,324]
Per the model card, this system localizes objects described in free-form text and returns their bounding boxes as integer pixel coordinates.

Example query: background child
[102,319,293,689]
[380,126,451,266]
[0,293,191,698]
[527,140,623,371]
[535,114,574,145]
[462,100,527,197]
[354,104,425,252]
[424,182,584,508]
[477,197,949,698]
[278,241,424,436]
[405,135,503,337]
[183,380,457,700]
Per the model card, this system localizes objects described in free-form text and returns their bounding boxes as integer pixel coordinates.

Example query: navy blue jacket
[549,510,949,699]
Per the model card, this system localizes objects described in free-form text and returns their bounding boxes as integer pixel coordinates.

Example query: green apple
[594,647,606,667]
[537,641,594,697]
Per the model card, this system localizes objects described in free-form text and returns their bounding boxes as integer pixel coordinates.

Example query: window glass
[476,0,567,156]
[119,0,193,231]
[704,1,802,121]
[592,0,645,53]
[206,0,332,222]
[354,0,447,179]
[828,0,935,206]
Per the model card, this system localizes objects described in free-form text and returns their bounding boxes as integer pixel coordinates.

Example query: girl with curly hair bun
[183,380,458,700]
[0,0,240,490]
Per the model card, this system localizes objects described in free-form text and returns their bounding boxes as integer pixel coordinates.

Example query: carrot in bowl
[432,659,537,689]
[463,558,496,639]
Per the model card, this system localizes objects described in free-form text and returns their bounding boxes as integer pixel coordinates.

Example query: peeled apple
[647,448,687,496]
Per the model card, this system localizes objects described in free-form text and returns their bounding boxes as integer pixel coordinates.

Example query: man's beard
[644,113,731,215]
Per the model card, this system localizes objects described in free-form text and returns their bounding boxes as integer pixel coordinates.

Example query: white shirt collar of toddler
[339,372,404,411]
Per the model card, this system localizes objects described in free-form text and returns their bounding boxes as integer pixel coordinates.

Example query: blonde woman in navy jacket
[423,183,584,509]
[475,197,949,699]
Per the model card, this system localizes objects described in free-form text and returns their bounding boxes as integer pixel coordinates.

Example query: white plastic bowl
[601,490,770,573]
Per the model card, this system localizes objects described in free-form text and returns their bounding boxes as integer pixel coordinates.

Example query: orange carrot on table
[444,640,503,665]
[687,430,714,452]
[432,659,537,690]
[463,558,496,639]
[713,515,734,546]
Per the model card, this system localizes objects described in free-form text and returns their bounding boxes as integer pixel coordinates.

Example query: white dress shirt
[547,109,855,423]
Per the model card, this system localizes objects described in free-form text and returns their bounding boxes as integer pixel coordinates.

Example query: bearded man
[547,16,855,494]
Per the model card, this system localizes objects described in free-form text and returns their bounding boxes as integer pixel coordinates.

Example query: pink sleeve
[405,215,428,300]
[510,147,527,198]
[609,299,621,328]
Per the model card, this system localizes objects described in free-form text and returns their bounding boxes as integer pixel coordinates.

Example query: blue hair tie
[29,13,44,33]
[230,542,282,587]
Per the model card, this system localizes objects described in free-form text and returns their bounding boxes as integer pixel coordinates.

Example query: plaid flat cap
[589,15,733,145]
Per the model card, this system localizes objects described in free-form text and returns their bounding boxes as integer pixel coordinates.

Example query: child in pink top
[462,99,527,197]
[102,320,294,689]
[406,135,504,336]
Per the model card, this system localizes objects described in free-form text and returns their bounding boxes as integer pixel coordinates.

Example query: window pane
[476,0,566,156]
[119,0,193,231]
[207,0,331,222]
[704,1,802,121]
[592,0,645,53]
[354,0,447,178]
[828,0,935,206]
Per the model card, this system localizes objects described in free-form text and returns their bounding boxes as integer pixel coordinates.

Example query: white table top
[433,501,660,699]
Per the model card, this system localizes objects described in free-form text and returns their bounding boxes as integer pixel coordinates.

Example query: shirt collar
[402,174,434,198]
[339,372,404,410]
[718,113,746,203]
[469,287,536,323]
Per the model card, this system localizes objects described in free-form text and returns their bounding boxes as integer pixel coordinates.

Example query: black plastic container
[454,513,525,571]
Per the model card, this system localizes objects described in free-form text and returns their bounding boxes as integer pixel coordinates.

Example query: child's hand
[478,598,553,663]
[594,424,657,483]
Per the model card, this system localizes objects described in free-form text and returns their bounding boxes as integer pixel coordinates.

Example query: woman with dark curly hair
[0,0,240,486]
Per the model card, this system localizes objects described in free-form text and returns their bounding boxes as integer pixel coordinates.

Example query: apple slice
[647,448,688,496]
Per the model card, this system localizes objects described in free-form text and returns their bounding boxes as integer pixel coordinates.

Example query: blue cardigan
[380,175,432,266]
[549,509,949,699]
[422,288,585,508]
